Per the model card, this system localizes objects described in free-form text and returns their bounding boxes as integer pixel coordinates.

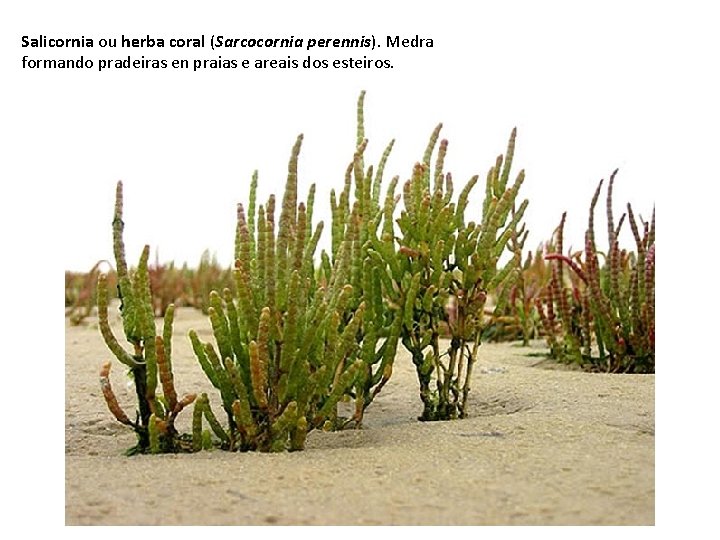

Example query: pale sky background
[3,0,719,535]
[10,1,682,272]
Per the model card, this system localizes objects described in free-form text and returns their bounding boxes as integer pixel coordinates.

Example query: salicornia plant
[188,135,367,452]
[370,126,528,420]
[97,182,196,454]
[543,170,655,373]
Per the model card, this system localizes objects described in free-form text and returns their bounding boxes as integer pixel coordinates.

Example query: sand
[65,304,654,525]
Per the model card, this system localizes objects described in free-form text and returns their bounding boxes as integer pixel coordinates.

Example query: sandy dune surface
[65,305,654,525]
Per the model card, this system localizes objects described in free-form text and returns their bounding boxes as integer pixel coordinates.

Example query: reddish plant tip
[545,253,588,284]
[100,361,111,379]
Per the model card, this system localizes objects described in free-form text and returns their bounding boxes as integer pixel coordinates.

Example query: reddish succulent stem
[645,243,655,332]
[545,253,587,284]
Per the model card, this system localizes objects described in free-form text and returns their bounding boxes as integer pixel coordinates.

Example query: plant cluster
[369,126,527,420]
[538,170,655,373]
[148,250,234,317]
[188,135,372,451]
[65,262,116,326]
[481,219,546,345]
[66,250,234,321]
[90,93,654,454]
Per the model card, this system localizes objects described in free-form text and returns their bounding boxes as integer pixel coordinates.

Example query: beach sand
[65,305,654,525]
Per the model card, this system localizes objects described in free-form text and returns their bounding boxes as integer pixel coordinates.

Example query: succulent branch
[96,181,195,454]
[542,171,655,372]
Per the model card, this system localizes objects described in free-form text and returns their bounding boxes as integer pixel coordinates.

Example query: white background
[10,2,682,271]
[3,0,718,536]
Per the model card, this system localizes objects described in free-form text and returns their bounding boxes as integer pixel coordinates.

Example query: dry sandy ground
[65,305,654,526]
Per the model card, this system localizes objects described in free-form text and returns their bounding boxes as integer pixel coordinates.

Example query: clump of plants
[370,125,528,420]
[68,251,236,321]
[540,170,655,373]
[65,262,116,325]
[188,135,369,451]
[181,250,235,314]
[147,253,184,318]
[89,93,654,457]
[97,182,196,454]
[147,249,235,316]
[484,219,578,345]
